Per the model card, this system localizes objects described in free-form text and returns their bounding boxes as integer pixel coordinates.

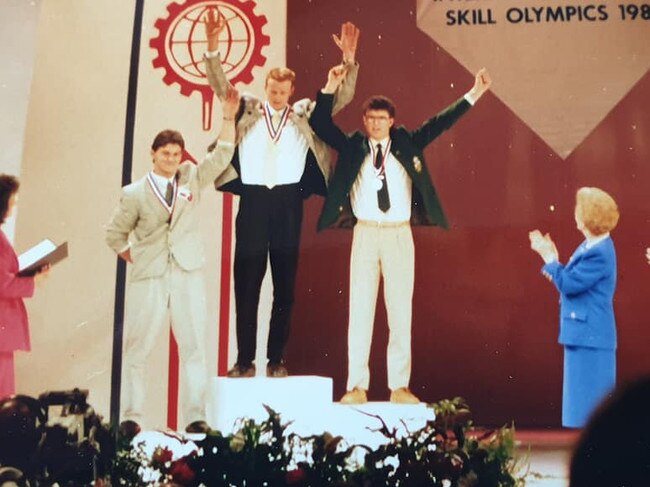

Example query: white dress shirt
[351,138,412,223]
[238,105,309,188]
[149,171,176,197]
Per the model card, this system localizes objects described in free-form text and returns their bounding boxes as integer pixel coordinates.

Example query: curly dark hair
[0,174,19,225]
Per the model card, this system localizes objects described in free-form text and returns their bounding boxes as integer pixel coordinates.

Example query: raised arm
[309,66,350,152]
[197,86,238,187]
[411,68,492,149]
[330,22,360,114]
[203,8,233,98]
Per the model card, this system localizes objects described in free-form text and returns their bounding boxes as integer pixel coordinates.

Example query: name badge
[178,187,193,202]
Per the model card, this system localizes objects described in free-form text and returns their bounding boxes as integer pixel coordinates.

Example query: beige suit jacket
[203,53,359,189]
[105,141,234,281]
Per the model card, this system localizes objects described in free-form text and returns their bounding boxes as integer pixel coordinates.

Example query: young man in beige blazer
[105,89,239,430]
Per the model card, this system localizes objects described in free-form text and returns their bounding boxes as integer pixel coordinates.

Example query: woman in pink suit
[0,174,48,399]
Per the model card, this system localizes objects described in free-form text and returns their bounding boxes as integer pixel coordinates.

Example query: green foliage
[110,439,155,487]
[109,400,528,487]
[190,405,293,486]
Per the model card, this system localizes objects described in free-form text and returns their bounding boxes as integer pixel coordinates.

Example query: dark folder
[18,239,68,277]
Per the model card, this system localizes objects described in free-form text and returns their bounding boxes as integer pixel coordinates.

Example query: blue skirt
[563,345,616,428]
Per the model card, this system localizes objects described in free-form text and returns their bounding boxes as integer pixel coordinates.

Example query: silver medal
[373,176,383,190]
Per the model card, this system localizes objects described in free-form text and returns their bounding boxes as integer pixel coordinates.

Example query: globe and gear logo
[150,0,270,130]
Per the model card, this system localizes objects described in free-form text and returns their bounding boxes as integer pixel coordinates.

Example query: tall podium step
[208,375,333,433]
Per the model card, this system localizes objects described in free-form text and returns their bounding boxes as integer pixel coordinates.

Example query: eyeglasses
[364,115,391,122]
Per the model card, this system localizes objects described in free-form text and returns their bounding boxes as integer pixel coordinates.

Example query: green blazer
[309,91,472,231]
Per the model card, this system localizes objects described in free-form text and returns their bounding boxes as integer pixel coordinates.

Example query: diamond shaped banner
[417,0,650,158]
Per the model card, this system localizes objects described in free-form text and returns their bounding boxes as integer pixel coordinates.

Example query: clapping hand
[529,229,559,263]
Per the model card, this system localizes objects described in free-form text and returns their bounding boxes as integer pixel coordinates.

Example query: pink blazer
[0,230,34,352]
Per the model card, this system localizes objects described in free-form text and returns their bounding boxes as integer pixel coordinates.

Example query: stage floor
[514,430,579,486]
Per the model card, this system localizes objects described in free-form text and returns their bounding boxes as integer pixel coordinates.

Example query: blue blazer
[542,236,617,350]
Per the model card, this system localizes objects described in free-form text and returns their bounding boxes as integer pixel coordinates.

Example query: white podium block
[208,375,435,452]
[137,397,436,472]
[208,375,333,433]
[325,403,435,449]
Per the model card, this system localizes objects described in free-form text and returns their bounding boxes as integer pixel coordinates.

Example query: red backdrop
[283,0,650,427]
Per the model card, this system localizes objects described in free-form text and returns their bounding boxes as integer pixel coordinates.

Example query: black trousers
[233,184,303,366]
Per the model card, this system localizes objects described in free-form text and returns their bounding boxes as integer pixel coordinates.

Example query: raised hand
[469,68,492,101]
[221,86,240,120]
[332,21,360,64]
[204,7,226,52]
[322,64,347,94]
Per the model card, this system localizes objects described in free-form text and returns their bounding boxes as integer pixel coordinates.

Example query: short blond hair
[265,67,296,86]
[576,187,620,236]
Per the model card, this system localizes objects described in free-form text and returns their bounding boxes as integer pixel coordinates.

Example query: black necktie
[375,143,390,212]
[165,181,174,206]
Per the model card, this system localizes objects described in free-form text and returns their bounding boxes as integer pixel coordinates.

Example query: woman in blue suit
[529,187,620,428]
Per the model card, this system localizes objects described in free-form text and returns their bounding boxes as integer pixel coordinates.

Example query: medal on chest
[263,102,291,145]
[370,140,391,190]
[372,175,384,190]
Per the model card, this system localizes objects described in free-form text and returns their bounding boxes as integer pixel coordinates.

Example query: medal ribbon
[370,140,392,178]
[263,101,291,143]
[147,172,177,215]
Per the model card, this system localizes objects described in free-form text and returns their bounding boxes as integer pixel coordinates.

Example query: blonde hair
[265,67,296,86]
[576,187,620,236]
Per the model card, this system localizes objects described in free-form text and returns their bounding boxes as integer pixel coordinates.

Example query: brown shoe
[266,362,288,378]
[390,387,420,404]
[227,363,256,378]
[340,387,368,404]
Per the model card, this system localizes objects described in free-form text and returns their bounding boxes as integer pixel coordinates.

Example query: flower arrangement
[110,399,527,486]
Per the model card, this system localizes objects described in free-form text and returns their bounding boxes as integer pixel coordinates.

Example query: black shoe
[185,420,211,433]
[266,361,288,378]
[118,419,141,439]
[227,363,256,378]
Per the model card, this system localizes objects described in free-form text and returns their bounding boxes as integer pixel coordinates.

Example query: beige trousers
[347,220,414,391]
[122,262,208,427]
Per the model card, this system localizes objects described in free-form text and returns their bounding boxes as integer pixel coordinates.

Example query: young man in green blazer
[310,65,491,404]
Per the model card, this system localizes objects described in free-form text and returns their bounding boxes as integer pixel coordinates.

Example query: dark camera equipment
[0,388,112,487]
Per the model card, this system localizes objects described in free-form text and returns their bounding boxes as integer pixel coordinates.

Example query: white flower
[384,455,400,470]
